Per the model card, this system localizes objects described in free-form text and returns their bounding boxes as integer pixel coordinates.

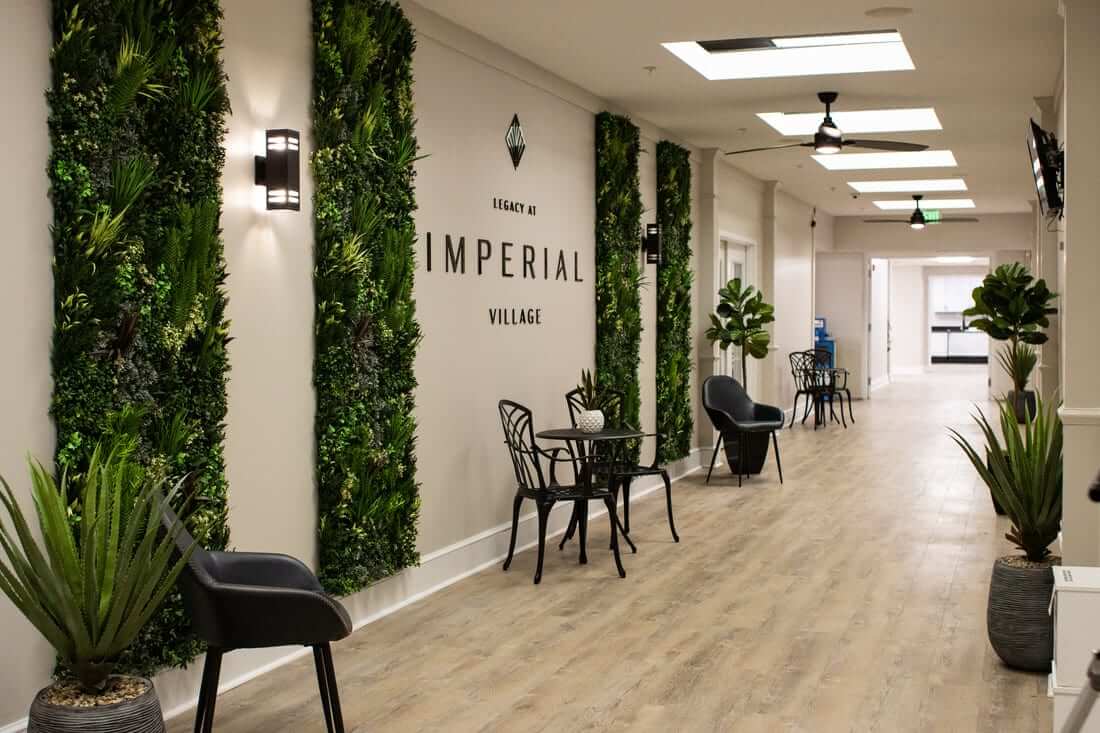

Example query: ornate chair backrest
[789,351,817,392]
[498,400,548,492]
[564,386,625,428]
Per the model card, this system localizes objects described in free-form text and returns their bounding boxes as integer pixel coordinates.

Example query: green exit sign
[924,209,941,223]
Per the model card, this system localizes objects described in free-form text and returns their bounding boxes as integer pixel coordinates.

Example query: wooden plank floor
[170,369,1052,732]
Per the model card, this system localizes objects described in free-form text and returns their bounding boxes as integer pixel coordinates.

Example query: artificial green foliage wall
[312,0,422,596]
[595,112,644,463]
[47,1,231,673]
[655,142,694,464]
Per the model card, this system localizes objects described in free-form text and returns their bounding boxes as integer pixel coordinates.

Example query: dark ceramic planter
[987,556,1057,672]
[1009,390,1037,424]
[28,676,165,733]
[723,431,770,475]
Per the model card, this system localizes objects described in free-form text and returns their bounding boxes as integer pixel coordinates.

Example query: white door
[868,258,890,393]
[718,240,747,382]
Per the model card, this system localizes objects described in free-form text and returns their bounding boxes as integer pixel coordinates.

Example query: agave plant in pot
[964,262,1057,423]
[950,396,1062,672]
[0,441,192,733]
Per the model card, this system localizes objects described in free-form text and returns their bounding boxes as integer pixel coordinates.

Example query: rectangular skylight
[662,30,914,80]
[757,108,941,136]
[848,178,968,193]
[812,150,958,170]
[874,198,975,210]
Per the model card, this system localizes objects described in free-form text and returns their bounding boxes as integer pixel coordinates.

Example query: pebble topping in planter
[42,678,148,708]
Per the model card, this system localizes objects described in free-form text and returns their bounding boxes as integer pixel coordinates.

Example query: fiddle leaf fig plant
[705,278,775,384]
[0,440,192,693]
[964,262,1057,395]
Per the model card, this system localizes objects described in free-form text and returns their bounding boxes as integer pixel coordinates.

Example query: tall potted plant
[964,263,1057,422]
[949,397,1061,672]
[0,441,192,733]
[705,278,775,387]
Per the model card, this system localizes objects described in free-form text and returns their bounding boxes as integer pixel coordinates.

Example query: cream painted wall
[815,253,868,401]
[0,1,58,724]
[410,30,598,551]
[639,135,658,468]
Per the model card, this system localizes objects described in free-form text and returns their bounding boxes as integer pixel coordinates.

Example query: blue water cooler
[814,317,835,367]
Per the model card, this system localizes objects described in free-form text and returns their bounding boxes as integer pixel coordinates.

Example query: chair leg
[195,647,223,733]
[503,495,522,570]
[604,496,626,578]
[705,434,723,484]
[661,469,679,542]
[772,431,783,484]
[836,393,847,428]
[801,394,815,424]
[320,643,345,733]
[534,501,551,584]
[313,645,335,733]
[789,393,800,429]
[846,389,855,422]
[621,477,632,535]
[577,499,588,565]
[737,434,744,488]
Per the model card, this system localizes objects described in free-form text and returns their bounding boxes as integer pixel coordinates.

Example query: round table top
[536,427,645,442]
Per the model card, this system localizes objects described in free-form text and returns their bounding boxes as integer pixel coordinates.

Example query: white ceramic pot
[577,409,605,434]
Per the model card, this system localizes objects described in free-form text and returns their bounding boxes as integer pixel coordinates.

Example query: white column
[695,149,720,452]
[759,181,780,407]
[1059,0,1100,566]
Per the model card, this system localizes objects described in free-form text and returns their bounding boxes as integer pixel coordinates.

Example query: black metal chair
[159,500,353,733]
[702,375,784,487]
[788,351,822,428]
[812,347,854,425]
[562,387,678,544]
[498,399,626,584]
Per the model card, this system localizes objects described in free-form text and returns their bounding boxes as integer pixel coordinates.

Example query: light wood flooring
[170,369,1052,732]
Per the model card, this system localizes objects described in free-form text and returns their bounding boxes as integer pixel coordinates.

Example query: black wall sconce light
[642,223,662,265]
[254,129,300,211]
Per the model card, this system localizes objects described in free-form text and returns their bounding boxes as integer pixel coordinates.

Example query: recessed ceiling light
[848,178,967,193]
[757,108,940,136]
[813,150,957,170]
[661,30,914,80]
[875,198,975,210]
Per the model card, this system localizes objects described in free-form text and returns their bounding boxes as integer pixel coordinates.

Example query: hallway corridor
[169,373,1050,732]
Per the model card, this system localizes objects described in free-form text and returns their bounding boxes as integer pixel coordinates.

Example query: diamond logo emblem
[505,114,526,170]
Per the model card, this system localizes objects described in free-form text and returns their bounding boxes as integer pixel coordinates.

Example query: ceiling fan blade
[844,139,929,152]
[862,219,910,224]
[724,142,814,155]
[929,218,980,224]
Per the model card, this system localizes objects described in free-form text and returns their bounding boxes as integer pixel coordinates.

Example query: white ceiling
[414,0,1063,216]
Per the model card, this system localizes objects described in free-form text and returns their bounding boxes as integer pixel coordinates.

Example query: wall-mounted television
[1027,119,1063,216]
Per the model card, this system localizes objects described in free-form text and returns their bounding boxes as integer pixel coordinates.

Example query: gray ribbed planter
[27,677,164,733]
[987,556,1057,672]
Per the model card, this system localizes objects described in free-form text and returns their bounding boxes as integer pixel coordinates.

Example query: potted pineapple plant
[0,440,192,733]
[964,263,1057,423]
[574,369,608,434]
[949,397,1061,672]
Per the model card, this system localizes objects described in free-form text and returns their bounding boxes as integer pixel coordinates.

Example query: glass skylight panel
[874,198,975,210]
[757,108,941,136]
[662,30,914,80]
[813,150,957,170]
[848,178,967,193]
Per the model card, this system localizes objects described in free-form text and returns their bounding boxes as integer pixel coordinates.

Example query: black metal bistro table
[535,426,644,565]
[812,367,849,428]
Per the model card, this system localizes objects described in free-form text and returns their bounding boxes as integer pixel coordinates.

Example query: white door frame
[717,232,759,395]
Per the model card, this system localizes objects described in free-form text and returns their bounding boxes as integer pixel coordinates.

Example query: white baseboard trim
[0,719,26,733]
[147,447,708,727]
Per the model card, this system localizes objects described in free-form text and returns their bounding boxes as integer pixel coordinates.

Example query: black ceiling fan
[725,91,930,156]
[862,195,979,228]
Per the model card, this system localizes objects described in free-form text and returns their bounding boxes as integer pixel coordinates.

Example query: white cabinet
[1051,566,1100,732]
[930,331,949,356]
[952,331,988,356]
[930,274,981,313]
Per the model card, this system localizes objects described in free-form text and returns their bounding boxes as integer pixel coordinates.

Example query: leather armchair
[160,500,352,733]
[702,375,785,486]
